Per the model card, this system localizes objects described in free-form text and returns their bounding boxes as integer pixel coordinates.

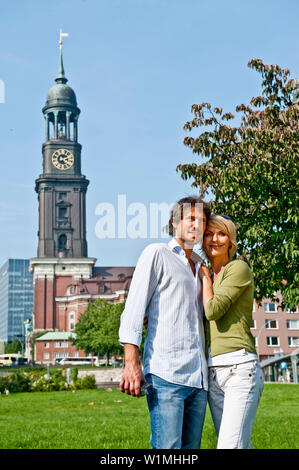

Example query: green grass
[0,384,298,449]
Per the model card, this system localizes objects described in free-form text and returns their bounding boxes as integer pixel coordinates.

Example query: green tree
[5,339,22,354]
[178,59,298,309]
[72,299,125,364]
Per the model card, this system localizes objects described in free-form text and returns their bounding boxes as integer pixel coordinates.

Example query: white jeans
[208,360,264,449]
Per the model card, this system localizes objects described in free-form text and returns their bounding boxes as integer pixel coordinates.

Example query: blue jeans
[145,373,207,449]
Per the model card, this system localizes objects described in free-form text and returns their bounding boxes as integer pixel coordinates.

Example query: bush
[0,368,97,393]
[0,372,31,393]
[71,367,78,381]
[0,376,10,393]
[74,374,96,390]
[9,372,31,393]
[30,370,70,392]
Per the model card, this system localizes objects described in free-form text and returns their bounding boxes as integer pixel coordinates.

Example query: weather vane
[59,29,69,49]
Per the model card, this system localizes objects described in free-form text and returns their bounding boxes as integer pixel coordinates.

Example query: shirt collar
[168,238,183,255]
[168,238,203,265]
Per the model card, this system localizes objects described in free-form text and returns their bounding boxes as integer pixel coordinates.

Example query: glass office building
[0,259,33,348]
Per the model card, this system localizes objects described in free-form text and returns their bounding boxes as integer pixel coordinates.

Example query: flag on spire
[59,29,69,48]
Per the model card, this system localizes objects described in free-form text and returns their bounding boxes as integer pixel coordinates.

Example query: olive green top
[205,259,256,358]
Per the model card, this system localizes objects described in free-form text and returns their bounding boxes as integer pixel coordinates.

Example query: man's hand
[120,344,146,398]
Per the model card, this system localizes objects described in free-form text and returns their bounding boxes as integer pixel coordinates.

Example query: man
[119,196,210,449]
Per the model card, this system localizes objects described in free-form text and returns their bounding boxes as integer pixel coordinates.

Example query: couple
[119,196,264,449]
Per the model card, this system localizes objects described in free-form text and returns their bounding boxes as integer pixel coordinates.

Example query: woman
[199,214,264,449]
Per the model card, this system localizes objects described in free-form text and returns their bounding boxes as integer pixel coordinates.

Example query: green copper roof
[55,47,68,85]
[46,83,77,106]
[36,332,77,341]
[44,46,78,108]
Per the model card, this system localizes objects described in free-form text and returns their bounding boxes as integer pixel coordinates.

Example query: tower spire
[55,29,69,84]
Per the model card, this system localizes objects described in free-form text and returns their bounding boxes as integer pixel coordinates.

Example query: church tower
[37,40,88,258]
[30,35,96,333]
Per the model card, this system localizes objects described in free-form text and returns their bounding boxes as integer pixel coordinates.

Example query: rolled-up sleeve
[119,244,162,347]
[205,260,253,321]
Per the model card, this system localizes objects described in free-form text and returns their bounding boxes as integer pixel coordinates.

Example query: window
[59,207,67,218]
[267,337,279,347]
[251,320,256,329]
[288,337,299,347]
[98,284,105,294]
[265,319,278,329]
[252,301,255,313]
[55,352,68,359]
[44,353,50,360]
[59,192,67,200]
[58,234,67,251]
[287,320,299,330]
[69,311,75,331]
[54,341,68,348]
[264,303,277,313]
[44,342,49,348]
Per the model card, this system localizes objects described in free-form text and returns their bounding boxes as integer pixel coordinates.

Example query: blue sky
[0,0,298,267]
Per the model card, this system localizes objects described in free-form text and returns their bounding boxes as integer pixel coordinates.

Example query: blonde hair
[205,215,237,260]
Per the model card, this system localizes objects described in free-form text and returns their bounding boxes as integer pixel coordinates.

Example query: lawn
[0,384,298,449]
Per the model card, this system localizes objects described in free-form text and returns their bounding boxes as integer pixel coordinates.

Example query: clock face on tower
[52,149,74,170]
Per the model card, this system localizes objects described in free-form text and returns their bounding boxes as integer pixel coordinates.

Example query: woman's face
[203,224,230,260]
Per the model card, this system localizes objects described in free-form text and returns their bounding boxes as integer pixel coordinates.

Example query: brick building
[251,294,299,361]
[32,266,134,364]
[35,331,77,363]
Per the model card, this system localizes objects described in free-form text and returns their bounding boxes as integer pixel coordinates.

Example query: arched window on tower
[48,114,55,140]
[58,234,67,252]
[58,123,65,138]
[58,111,66,139]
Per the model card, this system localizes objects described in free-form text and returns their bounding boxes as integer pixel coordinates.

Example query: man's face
[173,205,206,248]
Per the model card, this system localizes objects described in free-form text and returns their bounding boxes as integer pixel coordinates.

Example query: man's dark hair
[167,196,211,236]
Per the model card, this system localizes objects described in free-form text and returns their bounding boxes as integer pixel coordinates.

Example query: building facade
[33,266,134,363]
[35,331,78,363]
[0,259,33,347]
[251,295,299,361]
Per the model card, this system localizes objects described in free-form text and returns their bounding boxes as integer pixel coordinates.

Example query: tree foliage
[5,339,22,354]
[72,299,125,363]
[177,59,299,309]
